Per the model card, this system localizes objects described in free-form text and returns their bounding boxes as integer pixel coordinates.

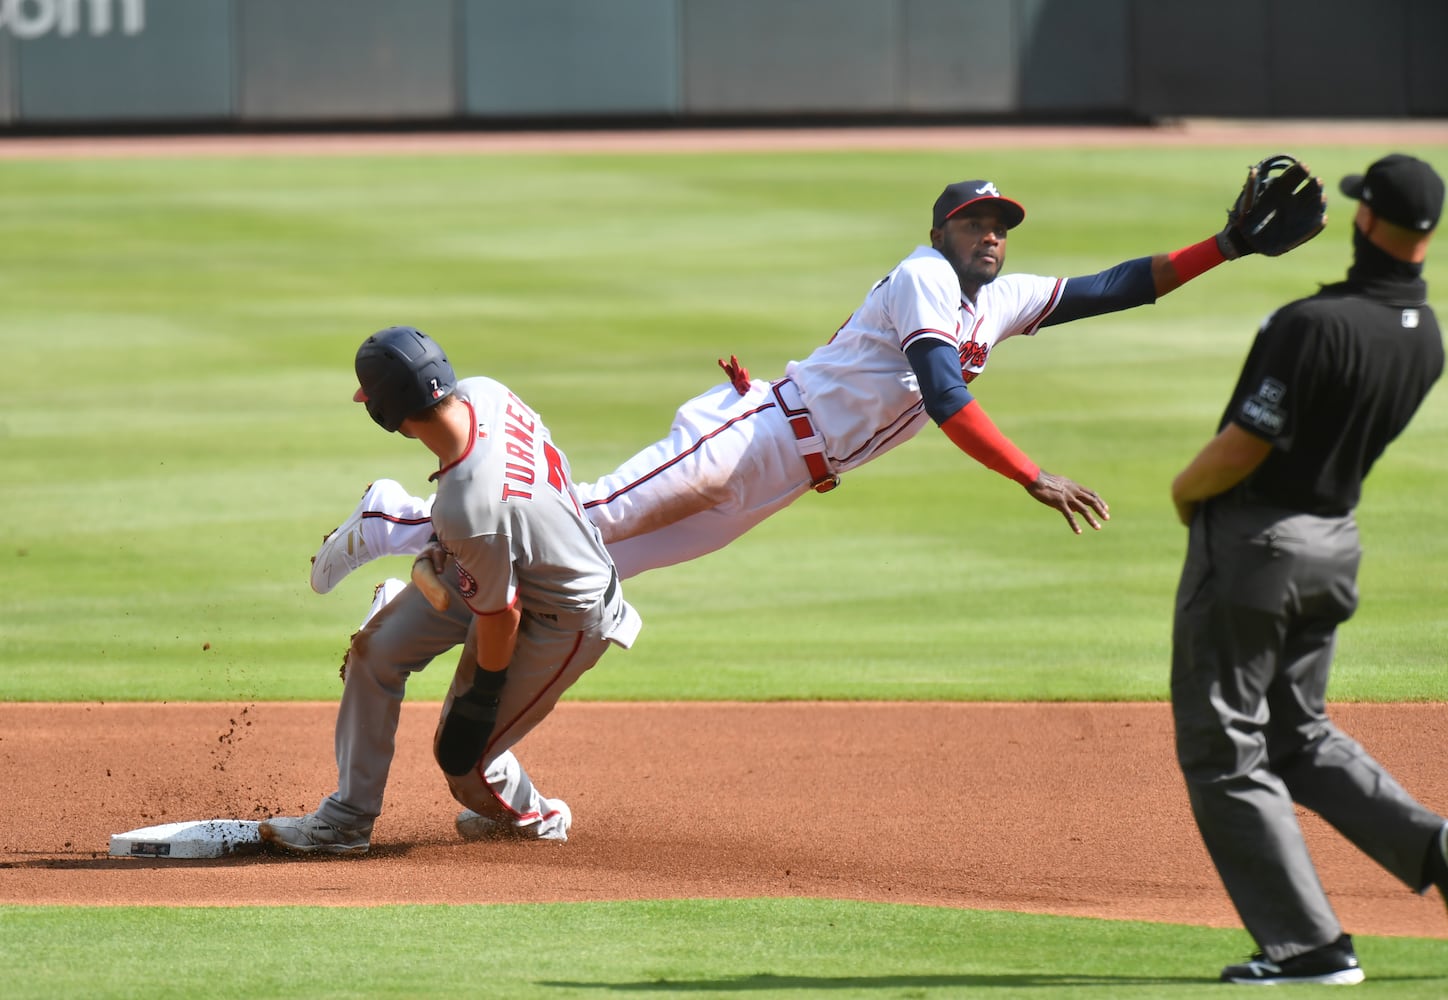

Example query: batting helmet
[354,326,456,432]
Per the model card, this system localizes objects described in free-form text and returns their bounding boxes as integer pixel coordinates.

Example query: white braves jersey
[788,245,1064,472]
[430,377,616,620]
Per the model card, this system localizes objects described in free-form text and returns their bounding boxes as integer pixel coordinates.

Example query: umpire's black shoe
[1220,934,1364,986]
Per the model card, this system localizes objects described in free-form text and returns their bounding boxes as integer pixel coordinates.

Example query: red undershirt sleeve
[940,400,1040,486]
[1168,236,1228,282]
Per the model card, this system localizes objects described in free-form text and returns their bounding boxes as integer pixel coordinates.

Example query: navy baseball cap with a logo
[933,180,1026,230]
[1339,153,1443,233]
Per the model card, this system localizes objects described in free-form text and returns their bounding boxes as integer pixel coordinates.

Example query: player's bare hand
[1024,471,1110,535]
[418,537,448,575]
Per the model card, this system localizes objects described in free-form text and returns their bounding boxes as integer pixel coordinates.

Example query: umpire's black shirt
[1217,237,1443,516]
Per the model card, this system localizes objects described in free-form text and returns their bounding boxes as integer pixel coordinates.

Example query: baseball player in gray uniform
[262,325,641,855]
[310,170,1324,590]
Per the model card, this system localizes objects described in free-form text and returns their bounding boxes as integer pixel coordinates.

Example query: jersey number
[543,441,585,516]
[544,442,566,492]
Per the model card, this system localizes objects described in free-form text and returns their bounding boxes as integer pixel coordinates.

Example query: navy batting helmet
[354,326,456,432]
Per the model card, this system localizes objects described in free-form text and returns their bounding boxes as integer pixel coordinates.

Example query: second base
[109,819,262,859]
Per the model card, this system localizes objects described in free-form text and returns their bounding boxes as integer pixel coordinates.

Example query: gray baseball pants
[314,559,630,838]
[1171,497,1443,962]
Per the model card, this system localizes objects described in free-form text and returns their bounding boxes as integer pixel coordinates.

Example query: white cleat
[309,479,412,594]
[543,797,572,841]
[455,798,572,843]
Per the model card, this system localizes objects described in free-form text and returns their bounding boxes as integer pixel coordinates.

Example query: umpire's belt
[771,378,839,494]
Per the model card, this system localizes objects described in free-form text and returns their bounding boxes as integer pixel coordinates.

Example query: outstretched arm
[906,339,1109,534]
[1044,236,1235,328]
[1045,155,1327,327]
[943,402,1109,534]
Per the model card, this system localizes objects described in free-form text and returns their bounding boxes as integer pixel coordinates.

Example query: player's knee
[341,629,424,690]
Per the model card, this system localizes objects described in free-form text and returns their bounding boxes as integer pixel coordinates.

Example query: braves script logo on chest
[958,340,989,381]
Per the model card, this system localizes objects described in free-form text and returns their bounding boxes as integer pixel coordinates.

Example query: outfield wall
[0,0,1443,129]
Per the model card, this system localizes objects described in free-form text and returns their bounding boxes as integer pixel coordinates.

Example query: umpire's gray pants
[1171,498,1443,962]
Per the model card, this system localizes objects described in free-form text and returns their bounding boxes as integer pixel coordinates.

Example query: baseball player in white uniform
[262,326,641,855]
[310,175,1289,592]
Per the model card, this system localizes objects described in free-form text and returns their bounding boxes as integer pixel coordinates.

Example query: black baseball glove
[1217,154,1327,259]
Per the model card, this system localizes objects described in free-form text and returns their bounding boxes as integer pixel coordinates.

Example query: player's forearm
[904,339,1040,484]
[1154,236,1232,296]
[940,400,1040,486]
[473,603,521,672]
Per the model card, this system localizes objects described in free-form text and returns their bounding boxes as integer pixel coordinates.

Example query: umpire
[1169,153,1446,986]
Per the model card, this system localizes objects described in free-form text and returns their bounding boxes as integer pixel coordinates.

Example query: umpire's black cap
[353,325,456,432]
[933,180,1026,230]
[1339,153,1443,233]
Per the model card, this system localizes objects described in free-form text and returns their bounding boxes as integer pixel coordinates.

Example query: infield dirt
[1,699,1445,939]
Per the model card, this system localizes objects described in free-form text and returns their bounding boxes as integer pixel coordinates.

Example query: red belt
[771,378,839,494]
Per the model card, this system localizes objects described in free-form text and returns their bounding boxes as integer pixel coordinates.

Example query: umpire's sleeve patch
[1238,378,1287,435]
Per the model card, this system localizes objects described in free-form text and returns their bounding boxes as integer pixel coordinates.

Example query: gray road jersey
[430,377,616,623]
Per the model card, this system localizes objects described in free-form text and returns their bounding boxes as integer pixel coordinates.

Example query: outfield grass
[1,139,1445,996]
[3,141,1445,702]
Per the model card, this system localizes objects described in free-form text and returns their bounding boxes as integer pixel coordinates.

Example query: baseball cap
[1339,153,1443,233]
[932,180,1026,230]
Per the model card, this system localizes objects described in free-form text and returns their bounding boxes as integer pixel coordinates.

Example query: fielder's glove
[1217,154,1327,259]
[437,667,507,777]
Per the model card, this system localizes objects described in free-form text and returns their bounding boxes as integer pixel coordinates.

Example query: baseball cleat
[309,479,409,594]
[1219,934,1363,985]
[258,813,371,857]
[455,798,571,843]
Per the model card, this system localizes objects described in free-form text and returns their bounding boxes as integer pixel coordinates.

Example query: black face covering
[1348,224,1424,284]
